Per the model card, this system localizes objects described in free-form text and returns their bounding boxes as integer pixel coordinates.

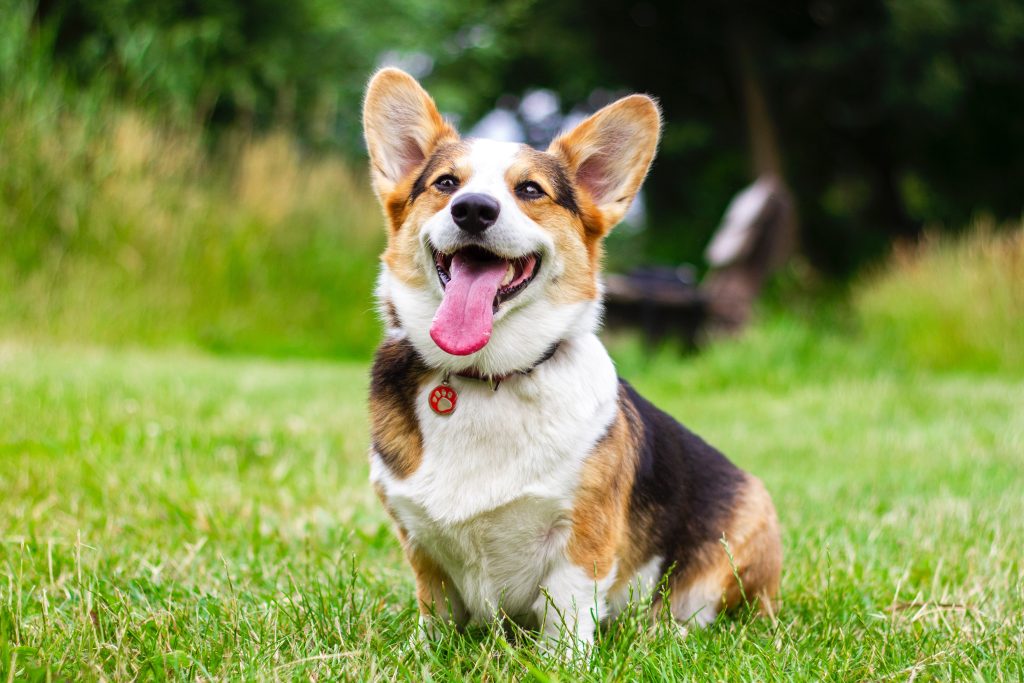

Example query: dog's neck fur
[370,329,619,517]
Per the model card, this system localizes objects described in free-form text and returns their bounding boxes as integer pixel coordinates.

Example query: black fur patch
[381,298,401,329]
[372,439,403,474]
[369,337,430,477]
[620,379,745,578]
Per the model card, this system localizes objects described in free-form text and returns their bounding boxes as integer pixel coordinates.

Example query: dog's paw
[399,615,438,657]
[429,386,457,415]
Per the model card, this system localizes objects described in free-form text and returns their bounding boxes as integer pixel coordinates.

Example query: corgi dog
[363,68,781,653]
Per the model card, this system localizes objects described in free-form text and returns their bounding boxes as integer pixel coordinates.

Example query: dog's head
[363,68,661,375]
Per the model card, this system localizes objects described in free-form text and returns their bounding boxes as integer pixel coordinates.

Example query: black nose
[450,193,500,234]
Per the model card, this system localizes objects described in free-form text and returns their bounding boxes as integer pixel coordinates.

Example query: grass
[2,318,1022,680]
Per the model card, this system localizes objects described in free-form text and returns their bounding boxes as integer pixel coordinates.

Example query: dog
[363,68,781,653]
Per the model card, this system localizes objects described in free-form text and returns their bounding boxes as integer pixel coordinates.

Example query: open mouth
[432,245,540,310]
[428,245,541,356]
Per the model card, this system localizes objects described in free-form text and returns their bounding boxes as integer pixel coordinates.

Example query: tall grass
[0,4,385,359]
[853,222,1024,374]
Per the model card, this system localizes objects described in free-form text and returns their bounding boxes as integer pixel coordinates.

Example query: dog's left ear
[363,68,458,199]
[548,95,662,230]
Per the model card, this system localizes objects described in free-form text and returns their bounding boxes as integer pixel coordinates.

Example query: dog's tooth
[501,264,515,287]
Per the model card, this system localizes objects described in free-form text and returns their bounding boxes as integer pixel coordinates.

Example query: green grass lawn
[2,323,1022,681]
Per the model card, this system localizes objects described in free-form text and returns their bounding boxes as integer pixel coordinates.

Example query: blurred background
[2,0,1022,368]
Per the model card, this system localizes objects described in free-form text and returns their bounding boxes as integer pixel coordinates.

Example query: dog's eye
[515,181,545,200]
[433,175,460,193]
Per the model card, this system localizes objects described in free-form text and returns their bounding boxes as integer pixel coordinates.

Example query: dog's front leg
[532,558,612,659]
[407,545,468,641]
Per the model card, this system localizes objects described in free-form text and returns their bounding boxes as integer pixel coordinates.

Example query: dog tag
[429,376,457,416]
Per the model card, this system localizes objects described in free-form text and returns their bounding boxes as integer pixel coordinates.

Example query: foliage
[22,0,1024,275]
[487,1,1024,273]
[854,222,1024,374]
[3,0,1023,362]
[2,325,1022,679]
[30,0,534,152]
[1,3,384,358]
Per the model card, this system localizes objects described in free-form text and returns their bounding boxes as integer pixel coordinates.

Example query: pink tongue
[430,253,508,355]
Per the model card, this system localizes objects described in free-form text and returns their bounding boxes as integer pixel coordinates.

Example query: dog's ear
[363,68,458,199]
[548,95,662,230]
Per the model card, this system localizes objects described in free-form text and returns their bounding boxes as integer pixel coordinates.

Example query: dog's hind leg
[670,475,782,626]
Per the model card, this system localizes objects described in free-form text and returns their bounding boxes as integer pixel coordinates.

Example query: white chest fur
[370,333,619,621]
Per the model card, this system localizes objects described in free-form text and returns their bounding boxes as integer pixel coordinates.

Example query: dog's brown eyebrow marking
[409,141,469,204]
[517,147,579,215]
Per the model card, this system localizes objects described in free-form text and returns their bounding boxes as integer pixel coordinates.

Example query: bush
[853,223,1024,374]
[0,4,385,358]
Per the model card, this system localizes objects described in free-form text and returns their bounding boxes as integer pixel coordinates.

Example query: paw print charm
[428,383,458,416]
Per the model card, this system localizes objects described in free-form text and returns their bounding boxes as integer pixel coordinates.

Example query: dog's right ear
[363,68,458,200]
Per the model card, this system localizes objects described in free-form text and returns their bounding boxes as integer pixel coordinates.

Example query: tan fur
[566,393,640,580]
[548,95,662,229]
[718,475,782,612]
[537,97,663,304]
[407,544,466,623]
[368,394,423,478]
[364,69,461,289]
[363,68,458,199]
[502,147,607,304]
[373,482,464,623]
[368,340,430,478]
[670,475,782,616]
[380,175,432,288]
[381,141,472,289]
